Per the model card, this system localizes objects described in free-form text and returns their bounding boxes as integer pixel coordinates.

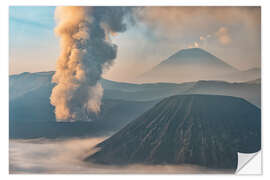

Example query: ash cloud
[50,7,134,121]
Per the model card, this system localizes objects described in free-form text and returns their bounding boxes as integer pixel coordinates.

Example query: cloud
[195,27,231,47]
[9,137,106,173]
[9,138,233,174]
[215,27,232,45]
[134,7,260,39]
[188,42,199,48]
[200,36,206,41]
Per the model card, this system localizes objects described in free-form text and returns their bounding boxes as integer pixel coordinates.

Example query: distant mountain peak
[137,48,239,83]
[160,48,236,68]
[170,48,213,57]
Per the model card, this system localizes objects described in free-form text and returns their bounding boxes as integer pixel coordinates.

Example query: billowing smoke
[50,7,132,121]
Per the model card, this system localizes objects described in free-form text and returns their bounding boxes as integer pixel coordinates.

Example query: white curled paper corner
[236,151,262,175]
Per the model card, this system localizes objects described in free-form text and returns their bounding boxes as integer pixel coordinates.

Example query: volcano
[86,94,261,170]
[137,48,239,83]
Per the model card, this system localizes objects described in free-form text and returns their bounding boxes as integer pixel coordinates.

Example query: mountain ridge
[157,48,237,70]
[9,71,261,106]
[136,48,260,83]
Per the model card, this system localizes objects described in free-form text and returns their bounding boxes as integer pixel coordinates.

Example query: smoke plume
[50,7,132,121]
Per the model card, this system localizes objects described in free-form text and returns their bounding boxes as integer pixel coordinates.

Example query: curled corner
[236,151,262,175]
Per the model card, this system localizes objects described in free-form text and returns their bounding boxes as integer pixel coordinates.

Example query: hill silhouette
[137,48,239,83]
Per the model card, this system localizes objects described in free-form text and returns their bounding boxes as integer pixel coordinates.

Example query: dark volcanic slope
[86,95,261,170]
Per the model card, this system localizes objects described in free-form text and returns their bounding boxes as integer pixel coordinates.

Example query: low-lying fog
[9,138,233,174]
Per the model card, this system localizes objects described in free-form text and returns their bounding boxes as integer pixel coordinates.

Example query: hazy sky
[9,6,261,82]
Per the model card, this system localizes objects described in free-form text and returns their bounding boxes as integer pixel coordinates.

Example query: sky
[9,6,58,74]
[9,6,261,82]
